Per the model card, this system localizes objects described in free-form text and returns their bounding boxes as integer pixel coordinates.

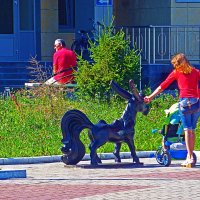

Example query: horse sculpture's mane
[61,80,149,165]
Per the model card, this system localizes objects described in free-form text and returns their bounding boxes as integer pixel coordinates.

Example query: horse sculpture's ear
[110,80,132,100]
[129,80,143,102]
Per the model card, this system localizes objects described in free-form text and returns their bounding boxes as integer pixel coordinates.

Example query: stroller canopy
[164,103,183,135]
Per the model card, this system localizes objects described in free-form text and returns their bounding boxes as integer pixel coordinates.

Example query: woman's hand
[144,96,151,104]
[143,86,163,104]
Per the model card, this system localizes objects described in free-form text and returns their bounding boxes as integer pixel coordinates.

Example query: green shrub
[75,23,140,99]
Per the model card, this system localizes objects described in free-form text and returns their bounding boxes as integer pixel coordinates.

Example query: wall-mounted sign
[96,0,112,6]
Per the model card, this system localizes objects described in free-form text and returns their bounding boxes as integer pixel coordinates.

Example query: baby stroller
[152,103,197,166]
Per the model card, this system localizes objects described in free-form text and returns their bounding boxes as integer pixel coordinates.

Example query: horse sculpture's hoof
[133,156,140,163]
[97,158,102,164]
[61,155,69,164]
[113,152,121,163]
[95,155,102,164]
[61,146,71,154]
[133,162,144,166]
[91,161,99,166]
[132,156,144,165]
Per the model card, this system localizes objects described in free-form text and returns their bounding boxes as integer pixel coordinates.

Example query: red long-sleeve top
[53,48,77,84]
[160,68,200,98]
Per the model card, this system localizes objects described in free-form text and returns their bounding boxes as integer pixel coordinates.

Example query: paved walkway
[0,158,200,200]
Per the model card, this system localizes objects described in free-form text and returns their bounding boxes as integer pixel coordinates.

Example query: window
[0,0,13,34]
[58,0,75,30]
[20,0,34,31]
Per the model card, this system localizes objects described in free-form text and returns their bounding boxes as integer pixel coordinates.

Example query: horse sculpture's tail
[61,109,93,165]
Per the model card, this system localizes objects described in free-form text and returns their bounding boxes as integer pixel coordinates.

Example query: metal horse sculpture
[61,80,150,165]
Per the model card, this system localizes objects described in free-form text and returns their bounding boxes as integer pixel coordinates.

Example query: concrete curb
[0,170,26,179]
[0,151,199,165]
[0,151,155,165]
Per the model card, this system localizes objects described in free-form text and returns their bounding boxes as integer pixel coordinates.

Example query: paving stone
[0,158,200,199]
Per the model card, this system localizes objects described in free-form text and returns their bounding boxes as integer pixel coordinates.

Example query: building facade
[0,0,113,62]
[1,0,200,90]
[2,0,200,62]
[114,0,200,89]
[114,0,200,26]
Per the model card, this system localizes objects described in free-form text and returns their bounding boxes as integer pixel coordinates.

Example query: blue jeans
[179,98,200,130]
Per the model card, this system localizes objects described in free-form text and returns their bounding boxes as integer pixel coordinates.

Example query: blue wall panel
[142,64,200,91]
[19,32,35,61]
[75,0,95,39]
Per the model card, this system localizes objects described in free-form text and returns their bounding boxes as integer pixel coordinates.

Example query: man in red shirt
[45,39,77,85]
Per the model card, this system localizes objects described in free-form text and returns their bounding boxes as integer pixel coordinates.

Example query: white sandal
[181,159,195,167]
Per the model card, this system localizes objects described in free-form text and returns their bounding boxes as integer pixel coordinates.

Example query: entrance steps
[0,61,52,92]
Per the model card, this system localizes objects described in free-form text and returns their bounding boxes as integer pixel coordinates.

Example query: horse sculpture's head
[110,80,150,116]
[129,80,150,115]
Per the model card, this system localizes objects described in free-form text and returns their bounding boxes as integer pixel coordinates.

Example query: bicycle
[71,19,104,60]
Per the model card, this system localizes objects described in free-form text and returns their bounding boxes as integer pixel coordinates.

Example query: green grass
[0,87,200,158]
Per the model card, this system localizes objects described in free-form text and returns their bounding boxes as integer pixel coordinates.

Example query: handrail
[116,25,200,28]
[115,25,200,64]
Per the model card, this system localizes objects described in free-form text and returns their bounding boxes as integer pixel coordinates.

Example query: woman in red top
[144,53,200,167]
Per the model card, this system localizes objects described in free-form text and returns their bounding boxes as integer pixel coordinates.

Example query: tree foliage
[75,24,141,99]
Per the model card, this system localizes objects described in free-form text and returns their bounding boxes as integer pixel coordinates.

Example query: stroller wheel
[193,152,197,164]
[163,152,171,166]
[155,148,165,165]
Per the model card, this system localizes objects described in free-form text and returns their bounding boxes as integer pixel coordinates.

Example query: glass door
[0,0,18,61]
[18,0,35,60]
